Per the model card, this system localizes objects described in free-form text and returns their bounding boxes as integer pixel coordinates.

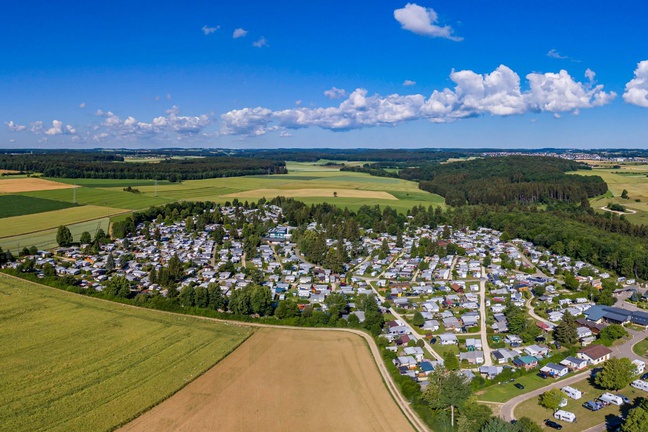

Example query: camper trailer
[631,379,648,391]
[599,393,623,406]
[553,410,576,423]
[632,359,646,375]
[561,386,582,400]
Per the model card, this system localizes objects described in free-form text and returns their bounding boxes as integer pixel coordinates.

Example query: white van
[599,393,623,406]
[561,386,582,400]
[631,380,648,391]
[554,410,576,423]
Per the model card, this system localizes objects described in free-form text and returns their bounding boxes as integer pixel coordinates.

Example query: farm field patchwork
[0,195,78,219]
[120,328,414,432]
[0,177,75,193]
[0,274,253,432]
[0,205,128,238]
[1,160,444,245]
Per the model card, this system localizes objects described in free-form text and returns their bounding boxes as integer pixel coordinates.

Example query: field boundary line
[0,210,131,239]
[0,273,429,432]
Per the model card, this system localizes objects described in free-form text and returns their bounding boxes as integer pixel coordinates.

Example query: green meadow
[569,163,648,225]
[0,195,78,219]
[0,274,252,432]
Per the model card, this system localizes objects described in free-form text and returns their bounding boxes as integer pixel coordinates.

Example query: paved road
[525,297,555,328]
[499,327,648,422]
[479,266,493,366]
[1,273,430,432]
[359,252,443,362]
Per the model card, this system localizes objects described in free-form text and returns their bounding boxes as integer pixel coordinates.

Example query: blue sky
[2,0,648,149]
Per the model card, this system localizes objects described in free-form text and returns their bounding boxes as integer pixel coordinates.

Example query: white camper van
[554,410,576,423]
[599,393,623,406]
[631,379,648,391]
[561,386,582,400]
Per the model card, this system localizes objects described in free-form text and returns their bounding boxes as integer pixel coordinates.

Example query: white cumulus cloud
[202,25,220,35]
[403,80,417,86]
[233,28,248,38]
[252,37,268,48]
[6,121,27,132]
[220,65,616,136]
[324,87,347,99]
[547,49,567,59]
[394,3,462,41]
[623,60,648,108]
[44,120,76,135]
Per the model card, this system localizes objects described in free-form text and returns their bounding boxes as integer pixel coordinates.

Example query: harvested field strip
[223,188,398,200]
[0,205,127,238]
[0,178,74,193]
[0,275,252,432]
[0,195,79,219]
[120,328,415,432]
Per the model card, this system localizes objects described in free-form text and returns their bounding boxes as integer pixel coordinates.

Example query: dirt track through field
[120,328,415,432]
[0,178,74,193]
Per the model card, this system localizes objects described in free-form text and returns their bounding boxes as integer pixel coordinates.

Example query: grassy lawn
[476,369,590,403]
[0,274,253,432]
[513,378,637,431]
[633,337,648,358]
[433,344,459,358]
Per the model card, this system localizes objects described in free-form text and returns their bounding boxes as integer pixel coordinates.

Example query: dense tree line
[235,148,470,163]
[0,153,286,181]
[410,156,606,206]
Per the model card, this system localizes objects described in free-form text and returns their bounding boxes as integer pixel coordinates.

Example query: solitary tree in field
[333,191,337,198]
[622,189,629,199]
[56,225,73,247]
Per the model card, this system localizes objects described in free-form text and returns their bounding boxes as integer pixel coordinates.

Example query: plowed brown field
[120,328,414,432]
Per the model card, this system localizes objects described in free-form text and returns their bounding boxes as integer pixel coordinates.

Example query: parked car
[559,398,568,408]
[545,419,563,430]
[554,341,561,349]
[583,400,605,411]
[514,383,525,390]
[641,372,648,380]
[616,394,631,404]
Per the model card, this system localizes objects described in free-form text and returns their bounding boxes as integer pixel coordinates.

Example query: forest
[0,152,286,181]
[410,156,607,206]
